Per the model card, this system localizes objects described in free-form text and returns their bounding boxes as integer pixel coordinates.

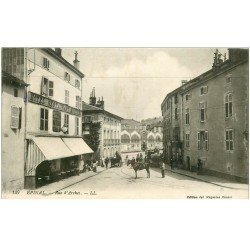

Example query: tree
[83,122,101,159]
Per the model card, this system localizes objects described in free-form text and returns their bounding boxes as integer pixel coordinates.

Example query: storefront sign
[28,91,81,117]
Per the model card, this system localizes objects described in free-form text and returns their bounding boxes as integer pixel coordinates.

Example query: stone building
[82,88,123,159]
[161,48,249,182]
[2,48,93,190]
[121,118,163,155]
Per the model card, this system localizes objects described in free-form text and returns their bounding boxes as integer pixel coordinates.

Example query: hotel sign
[28,92,81,117]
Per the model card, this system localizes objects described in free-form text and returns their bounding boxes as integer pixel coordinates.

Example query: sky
[62,48,228,121]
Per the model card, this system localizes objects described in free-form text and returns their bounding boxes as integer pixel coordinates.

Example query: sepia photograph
[1,47,249,199]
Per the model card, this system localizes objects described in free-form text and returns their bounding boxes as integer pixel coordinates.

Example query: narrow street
[43,165,248,199]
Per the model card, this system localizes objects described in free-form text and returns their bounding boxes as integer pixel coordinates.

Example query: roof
[2,70,29,87]
[41,48,85,78]
[82,101,123,120]
[121,119,141,126]
[161,50,249,108]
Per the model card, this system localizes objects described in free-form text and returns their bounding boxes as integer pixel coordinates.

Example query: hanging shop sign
[28,91,81,117]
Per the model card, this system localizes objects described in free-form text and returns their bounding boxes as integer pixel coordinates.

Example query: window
[197,131,208,150]
[199,102,206,122]
[75,117,79,135]
[225,93,233,118]
[226,75,232,84]
[185,94,191,101]
[65,90,69,104]
[205,131,209,150]
[40,108,48,131]
[64,114,69,134]
[185,133,190,147]
[174,94,178,104]
[76,96,81,109]
[174,127,180,141]
[41,77,53,97]
[175,108,178,120]
[167,99,170,109]
[75,79,80,89]
[14,89,18,97]
[43,57,50,70]
[41,77,49,96]
[52,110,61,132]
[201,86,208,95]
[185,108,190,125]
[49,81,54,97]
[197,132,201,149]
[226,129,234,151]
[84,116,93,123]
[64,72,70,82]
[10,106,20,129]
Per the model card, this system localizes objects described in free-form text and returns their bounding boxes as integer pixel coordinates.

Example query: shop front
[25,136,93,189]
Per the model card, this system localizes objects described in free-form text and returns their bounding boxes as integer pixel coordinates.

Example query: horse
[127,159,150,179]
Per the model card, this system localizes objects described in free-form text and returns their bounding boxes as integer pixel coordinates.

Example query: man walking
[161,159,166,178]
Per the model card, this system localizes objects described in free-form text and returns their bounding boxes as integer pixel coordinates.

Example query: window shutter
[10,106,19,129]
[197,132,200,149]
[18,107,22,129]
[43,58,46,68]
[47,60,50,69]
[205,102,207,120]
[49,81,54,97]
[41,77,44,95]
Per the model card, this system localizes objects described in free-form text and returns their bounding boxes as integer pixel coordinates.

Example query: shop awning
[62,138,93,155]
[33,137,74,160]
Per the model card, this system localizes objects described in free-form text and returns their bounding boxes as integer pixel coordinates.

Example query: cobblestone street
[10,165,247,199]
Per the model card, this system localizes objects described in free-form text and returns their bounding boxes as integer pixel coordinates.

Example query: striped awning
[62,138,93,155]
[26,137,93,176]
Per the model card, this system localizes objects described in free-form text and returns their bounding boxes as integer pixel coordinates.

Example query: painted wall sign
[28,91,81,117]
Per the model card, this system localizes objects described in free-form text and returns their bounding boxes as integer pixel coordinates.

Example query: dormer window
[75,79,80,89]
[226,75,232,84]
[43,58,50,70]
[64,72,71,82]
[200,86,208,95]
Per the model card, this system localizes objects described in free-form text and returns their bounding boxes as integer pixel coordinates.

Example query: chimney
[73,51,80,69]
[55,48,62,56]
[100,96,105,110]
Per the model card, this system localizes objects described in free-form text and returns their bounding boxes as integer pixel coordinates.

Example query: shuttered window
[226,129,234,151]
[225,93,233,118]
[53,110,61,132]
[64,114,69,134]
[40,108,49,131]
[10,106,19,129]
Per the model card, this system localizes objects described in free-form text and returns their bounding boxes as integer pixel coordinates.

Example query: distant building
[82,88,123,159]
[161,48,249,182]
[121,119,144,152]
[121,118,163,154]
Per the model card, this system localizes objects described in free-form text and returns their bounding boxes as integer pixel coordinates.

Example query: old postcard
[1,48,249,199]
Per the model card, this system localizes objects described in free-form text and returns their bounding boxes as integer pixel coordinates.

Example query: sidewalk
[153,164,248,190]
[36,166,107,195]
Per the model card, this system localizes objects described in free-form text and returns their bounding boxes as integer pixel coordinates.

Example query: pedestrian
[197,159,202,175]
[92,160,97,173]
[170,157,174,170]
[160,160,166,178]
[105,157,109,169]
[131,157,136,168]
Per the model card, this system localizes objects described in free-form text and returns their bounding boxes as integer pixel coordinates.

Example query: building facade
[82,88,122,159]
[121,119,144,152]
[121,119,163,155]
[161,48,249,182]
[1,70,28,192]
[2,48,93,190]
